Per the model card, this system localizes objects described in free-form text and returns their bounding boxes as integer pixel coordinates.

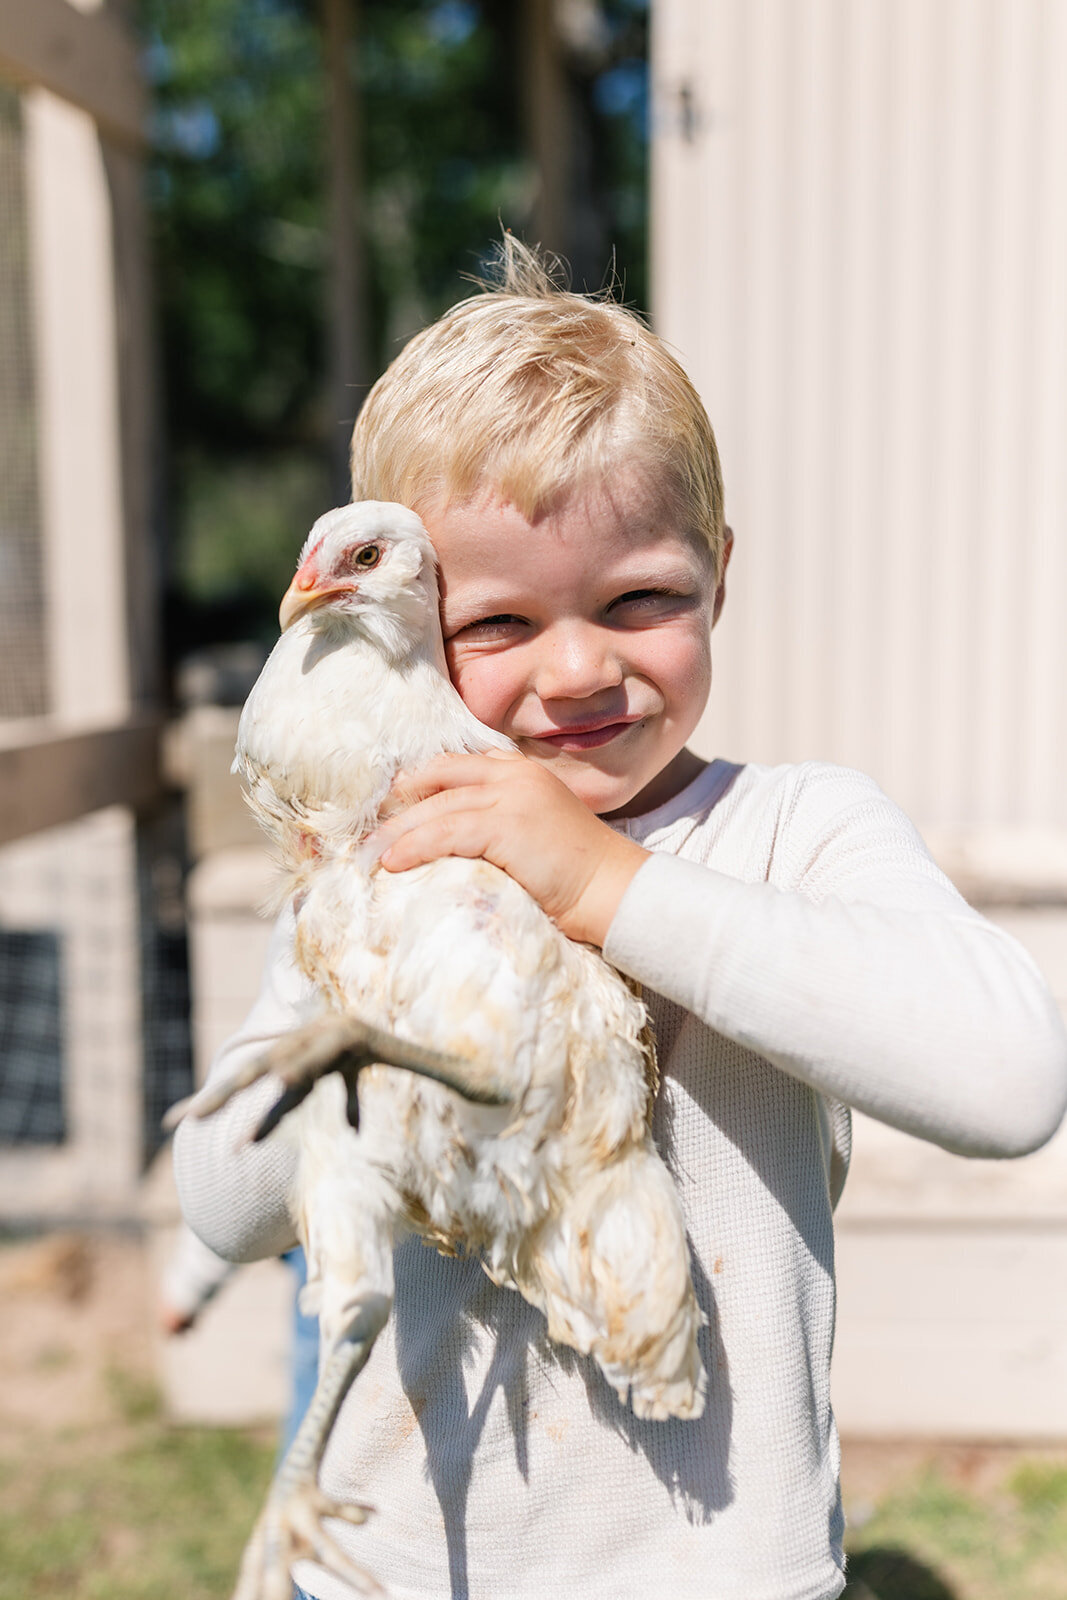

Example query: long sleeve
[604,763,1067,1159]
[173,907,310,1262]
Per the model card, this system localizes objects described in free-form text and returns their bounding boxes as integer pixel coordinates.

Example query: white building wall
[652,0,1067,840]
[652,0,1067,1438]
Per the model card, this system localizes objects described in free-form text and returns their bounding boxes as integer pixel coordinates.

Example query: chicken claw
[164,1013,512,1140]
[233,1309,390,1600]
[233,1480,380,1600]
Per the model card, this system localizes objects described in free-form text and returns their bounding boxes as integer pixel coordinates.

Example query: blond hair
[349,237,727,578]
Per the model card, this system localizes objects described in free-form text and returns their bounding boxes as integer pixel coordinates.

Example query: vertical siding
[652,0,1067,832]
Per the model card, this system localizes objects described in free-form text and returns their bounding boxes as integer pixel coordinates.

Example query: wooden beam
[0,0,145,149]
[0,714,164,845]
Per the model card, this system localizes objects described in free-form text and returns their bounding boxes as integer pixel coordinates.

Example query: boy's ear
[712,526,734,627]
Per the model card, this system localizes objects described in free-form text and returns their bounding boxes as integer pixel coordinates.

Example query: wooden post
[0,0,144,150]
[103,135,163,710]
[521,0,572,258]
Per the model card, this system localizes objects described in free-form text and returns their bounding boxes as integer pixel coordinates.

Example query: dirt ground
[0,1230,157,1448]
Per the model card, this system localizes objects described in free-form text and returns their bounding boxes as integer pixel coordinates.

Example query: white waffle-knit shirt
[174,759,1067,1600]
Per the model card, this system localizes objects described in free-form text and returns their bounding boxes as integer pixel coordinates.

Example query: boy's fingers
[379,811,496,874]
[390,750,523,805]
[390,753,483,803]
[370,784,496,854]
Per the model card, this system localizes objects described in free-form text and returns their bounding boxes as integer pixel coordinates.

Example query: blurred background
[0,2,1066,1597]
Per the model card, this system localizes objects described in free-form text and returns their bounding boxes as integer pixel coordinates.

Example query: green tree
[137,0,649,659]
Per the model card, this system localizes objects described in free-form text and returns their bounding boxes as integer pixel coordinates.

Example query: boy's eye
[450,614,527,641]
[609,588,690,618]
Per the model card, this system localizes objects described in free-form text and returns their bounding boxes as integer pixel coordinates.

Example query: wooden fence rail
[0,0,144,149]
[0,714,164,845]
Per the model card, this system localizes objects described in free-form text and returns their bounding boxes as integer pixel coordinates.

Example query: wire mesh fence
[0,803,194,1220]
[0,927,64,1145]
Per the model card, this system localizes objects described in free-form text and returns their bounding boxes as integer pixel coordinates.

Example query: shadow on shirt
[391,1237,732,1600]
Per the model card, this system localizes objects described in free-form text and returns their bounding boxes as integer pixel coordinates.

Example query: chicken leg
[233,1295,390,1600]
[167,1013,512,1141]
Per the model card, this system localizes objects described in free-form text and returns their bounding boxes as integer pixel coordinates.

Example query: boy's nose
[534,623,624,702]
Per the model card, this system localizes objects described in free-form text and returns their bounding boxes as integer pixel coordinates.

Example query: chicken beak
[280,565,350,631]
[279,577,317,631]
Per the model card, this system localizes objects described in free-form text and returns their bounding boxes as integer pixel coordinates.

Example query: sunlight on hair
[350,235,727,579]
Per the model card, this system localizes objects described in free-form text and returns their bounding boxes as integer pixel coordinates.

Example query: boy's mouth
[525,716,642,752]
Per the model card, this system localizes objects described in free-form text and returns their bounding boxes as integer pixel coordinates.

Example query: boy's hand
[370,752,649,947]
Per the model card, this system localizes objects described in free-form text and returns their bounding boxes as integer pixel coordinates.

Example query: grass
[0,1377,275,1600]
[2,1390,1066,1599]
[843,1455,1067,1600]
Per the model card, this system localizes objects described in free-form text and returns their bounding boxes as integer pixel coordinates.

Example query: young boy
[175,240,1067,1600]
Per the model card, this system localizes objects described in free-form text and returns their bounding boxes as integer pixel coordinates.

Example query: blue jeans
[281,1247,320,1458]
[283,1250,321,1600]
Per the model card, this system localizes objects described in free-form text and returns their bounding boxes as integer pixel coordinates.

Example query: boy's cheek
[445,653,517,731]
[442,640,478,701]
[638,630,713,705]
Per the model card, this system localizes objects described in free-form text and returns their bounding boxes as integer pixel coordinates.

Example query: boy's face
[423,472,722,818]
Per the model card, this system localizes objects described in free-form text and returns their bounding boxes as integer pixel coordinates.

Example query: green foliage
[179,446,329,612]
[135,0,651,651]
[141,0,330,451]
[357,1,529,353]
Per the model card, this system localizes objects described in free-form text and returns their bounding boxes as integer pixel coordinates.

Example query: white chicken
[183,501,706,1600]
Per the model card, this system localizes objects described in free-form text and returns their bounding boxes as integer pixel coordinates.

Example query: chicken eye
[353,544,381,569]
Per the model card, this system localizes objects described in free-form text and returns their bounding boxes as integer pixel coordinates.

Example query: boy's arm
[159,1222,236,1332]
[603,771,1067,1159]
[172,908,305,1262]
[376,755,1067,1160]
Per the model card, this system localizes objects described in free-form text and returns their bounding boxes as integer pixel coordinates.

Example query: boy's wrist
[574,837,650,948]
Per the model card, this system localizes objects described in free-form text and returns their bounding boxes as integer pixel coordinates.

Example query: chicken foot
[165,1014,512,1140]
[233,1295,391,1600]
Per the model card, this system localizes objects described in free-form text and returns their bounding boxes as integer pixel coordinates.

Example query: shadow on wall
[844,1547,958,1600]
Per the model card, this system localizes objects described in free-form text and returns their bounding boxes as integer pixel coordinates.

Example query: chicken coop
[653,0,1067,1438]
[0,0,185,1225]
